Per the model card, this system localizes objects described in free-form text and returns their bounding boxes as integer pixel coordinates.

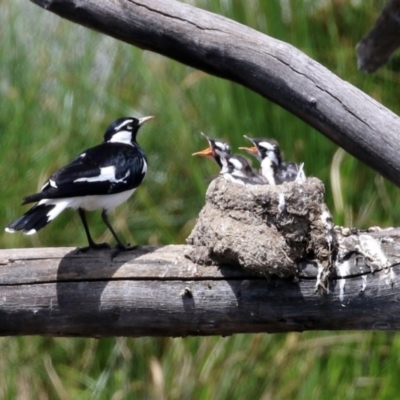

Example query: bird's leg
[77,208,110,252]
[101,210,138,257]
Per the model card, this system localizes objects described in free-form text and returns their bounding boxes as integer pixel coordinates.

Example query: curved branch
[29,0,400,187]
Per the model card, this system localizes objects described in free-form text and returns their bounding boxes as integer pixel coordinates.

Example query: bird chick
[192,132,231,168]
[240,136,306,184]
[220,154,268,185]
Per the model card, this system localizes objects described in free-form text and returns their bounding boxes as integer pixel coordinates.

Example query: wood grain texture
[357,0,400,73]
[1,238,400,337]
[28,0,400,188]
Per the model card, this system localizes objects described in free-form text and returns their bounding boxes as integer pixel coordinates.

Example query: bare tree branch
[357,0,400,73]
[29,0,400,188]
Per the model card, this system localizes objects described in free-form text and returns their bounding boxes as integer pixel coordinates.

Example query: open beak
[138,116,155,125]
[192,147,214,158]
[238,146,258,155]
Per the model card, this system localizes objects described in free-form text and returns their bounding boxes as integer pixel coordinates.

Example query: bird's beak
[238,146,258,155]
[192,147,214,158]
[138,116,155,125]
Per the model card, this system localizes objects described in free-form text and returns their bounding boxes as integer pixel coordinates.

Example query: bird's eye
[127,124,133,130]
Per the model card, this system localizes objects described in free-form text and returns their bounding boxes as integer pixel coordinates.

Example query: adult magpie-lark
[240,136,305,185]
[6,116,153,252]
[192,132,231,167]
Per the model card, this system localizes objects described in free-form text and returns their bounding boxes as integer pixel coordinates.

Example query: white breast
[38,189,136,212]
[71,189,137,211]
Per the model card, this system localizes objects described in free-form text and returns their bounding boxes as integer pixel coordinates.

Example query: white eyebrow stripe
[259,141,275,151]
[114,120,133,131]
[73,166,130,183]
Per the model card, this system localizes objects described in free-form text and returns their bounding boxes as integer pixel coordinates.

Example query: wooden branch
[29,0,400,188]
[1,234,400,337]
[357,0,400,73]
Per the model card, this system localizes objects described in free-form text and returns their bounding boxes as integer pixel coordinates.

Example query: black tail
[5,204,57,235]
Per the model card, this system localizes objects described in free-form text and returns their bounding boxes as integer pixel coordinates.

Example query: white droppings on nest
[315,262,333,292]
[278,193,285,214]
[356,234,391,272]
[367,226,382,232]
[321,210,334,246]
[336,259,351,302]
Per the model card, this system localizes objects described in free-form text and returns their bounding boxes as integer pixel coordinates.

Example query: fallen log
[0,228,399,337]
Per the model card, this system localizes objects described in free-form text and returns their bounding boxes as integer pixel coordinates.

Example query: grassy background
[1,0,400,398]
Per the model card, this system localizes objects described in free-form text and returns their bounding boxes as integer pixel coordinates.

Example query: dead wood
[1,230,400,337]
[28,0,400,188]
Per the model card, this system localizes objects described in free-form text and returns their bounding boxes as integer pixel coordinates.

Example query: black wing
[23,143,147,204]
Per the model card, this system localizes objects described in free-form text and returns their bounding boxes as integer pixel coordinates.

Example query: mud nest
[186,177,335,283]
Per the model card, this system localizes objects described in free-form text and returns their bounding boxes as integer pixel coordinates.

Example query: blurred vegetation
[1,0,400,398]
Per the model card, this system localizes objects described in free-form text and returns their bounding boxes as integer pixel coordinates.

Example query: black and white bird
[240,136,305,185]
[6,116,154,252]
[220,154,268,185]
[192,132,231,167]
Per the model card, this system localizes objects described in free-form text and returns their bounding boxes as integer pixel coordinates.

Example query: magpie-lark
[6,116,153,252]
[240,136,306,185]
[192,132,231,167]
[220,154,268,185]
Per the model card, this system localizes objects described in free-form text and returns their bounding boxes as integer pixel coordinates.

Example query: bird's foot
[111,243,140,259]
[77,242,111,253]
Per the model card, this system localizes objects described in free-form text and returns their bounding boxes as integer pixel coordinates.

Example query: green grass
[2,0,400,398]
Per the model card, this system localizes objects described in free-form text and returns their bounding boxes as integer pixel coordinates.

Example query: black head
[220,154,253,177]
[242,136,282,166]
[192,132,231,167]
[104,116,154,144]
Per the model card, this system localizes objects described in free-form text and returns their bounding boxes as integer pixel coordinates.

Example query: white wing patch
[41,179,58,191]
[142,159,147,174]
[73,166,130,184]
